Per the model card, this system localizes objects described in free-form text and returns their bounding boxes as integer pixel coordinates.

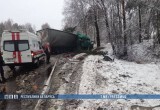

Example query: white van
[0,30,46,66]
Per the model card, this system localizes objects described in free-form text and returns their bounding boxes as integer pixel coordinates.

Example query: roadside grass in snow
[77,55,160,109]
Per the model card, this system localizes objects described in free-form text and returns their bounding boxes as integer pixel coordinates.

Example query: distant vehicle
[37,28,93,54]
[37,28,78,54]
[1,30,46,66]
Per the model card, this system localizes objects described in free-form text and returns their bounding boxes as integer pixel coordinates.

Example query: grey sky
[0,0,64,30]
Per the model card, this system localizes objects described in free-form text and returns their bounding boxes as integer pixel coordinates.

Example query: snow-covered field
[77,55,160,110]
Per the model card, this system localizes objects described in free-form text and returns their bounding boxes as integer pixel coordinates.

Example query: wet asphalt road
[0,53,85,110]
[0,55,59,110]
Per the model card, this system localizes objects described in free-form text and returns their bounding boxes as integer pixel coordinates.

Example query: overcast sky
[0,0,64,30]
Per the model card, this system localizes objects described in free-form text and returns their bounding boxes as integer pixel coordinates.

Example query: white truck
[0,30,46,67]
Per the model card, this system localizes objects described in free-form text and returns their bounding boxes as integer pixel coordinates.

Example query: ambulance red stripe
[12,33,15,40]
[12,33,17,63]
[16,32,22,63]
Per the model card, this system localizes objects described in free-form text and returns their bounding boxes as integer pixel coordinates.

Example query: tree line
[0,19,50,37]
[63,0,160,57]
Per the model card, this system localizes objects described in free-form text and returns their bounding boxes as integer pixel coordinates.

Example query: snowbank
[77,55,160,109]
[72,53,87,60]
[128,39,160,63]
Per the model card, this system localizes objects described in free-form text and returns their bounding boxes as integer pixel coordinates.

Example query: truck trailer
[37,28,78,54]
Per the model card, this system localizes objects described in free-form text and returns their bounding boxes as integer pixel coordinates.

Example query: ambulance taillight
[31,51,35,57]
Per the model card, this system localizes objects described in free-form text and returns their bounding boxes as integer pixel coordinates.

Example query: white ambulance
[0,30,46,66]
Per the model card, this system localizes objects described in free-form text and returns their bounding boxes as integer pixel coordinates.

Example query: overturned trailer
[37,28,78,54]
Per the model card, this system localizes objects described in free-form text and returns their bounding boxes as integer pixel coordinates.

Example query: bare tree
[0,23,5,37]
[0,19,36,34]
[121,0,127,55]
[41,23,50,29]
[63,0,160,57]
[4,19,13,31]
[25,23,35,33]
[12,23,19,30]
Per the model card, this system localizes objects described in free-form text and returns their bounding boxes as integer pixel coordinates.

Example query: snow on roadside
[128,39,160,62]
[77,55,160,109]
[72,53,87,60]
